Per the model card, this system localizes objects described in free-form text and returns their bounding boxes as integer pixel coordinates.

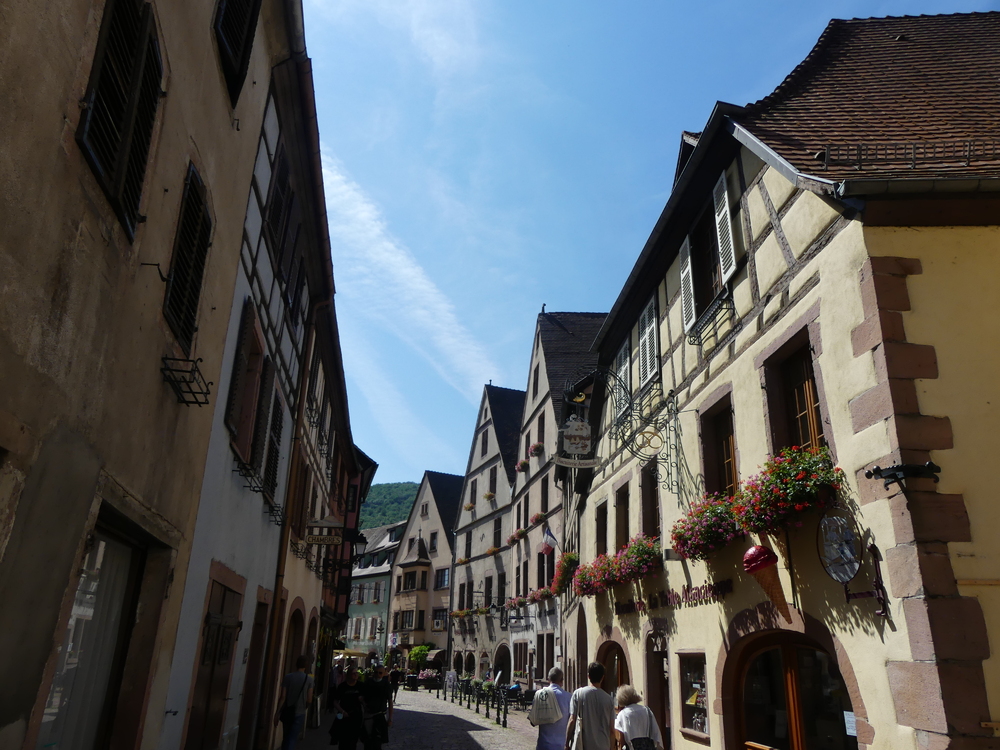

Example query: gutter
[836,176,1000,198]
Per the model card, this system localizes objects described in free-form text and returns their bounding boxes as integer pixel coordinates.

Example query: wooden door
[186,581,242,750]
[740,642,858,750]
[236,602,269,750]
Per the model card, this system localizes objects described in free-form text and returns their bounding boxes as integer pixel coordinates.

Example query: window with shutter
[637,297,659,386]
[262,398,283,498]
[679,237,697,332]
[163,165,212,354]
[489,466,497,494]
[77,0,163,240]
[613,342,630,416]
[714,172,737,284]
[249,358,274,472]
[225,298,265,463]
[213,0,263,105]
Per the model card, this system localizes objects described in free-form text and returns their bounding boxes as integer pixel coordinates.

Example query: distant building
[388,471,463,670]
[344,521,406,662]
[451,385,526,680]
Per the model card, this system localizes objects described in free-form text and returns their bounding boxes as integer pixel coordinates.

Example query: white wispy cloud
[305,0,481,79]
[322,151,498,403]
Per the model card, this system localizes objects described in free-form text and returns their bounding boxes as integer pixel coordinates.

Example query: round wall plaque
[817,507,862,584]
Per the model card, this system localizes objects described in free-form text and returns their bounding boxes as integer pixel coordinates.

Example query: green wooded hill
[360,482,419,530]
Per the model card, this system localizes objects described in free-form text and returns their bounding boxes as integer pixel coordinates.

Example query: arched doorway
[464,652,476,676]
[575,607,588,691]
[453,653,463,674]
[493,644,511,684]
[283,609,305,675]
[479,652,490,678]
[390,648,403,668]
[737,634,858,750]
[306,616,318,666]
[596,641,629,698]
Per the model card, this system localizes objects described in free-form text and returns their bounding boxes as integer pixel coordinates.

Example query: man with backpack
[275,655,314,750]
[528,667,571,750]
[565,662,615,750]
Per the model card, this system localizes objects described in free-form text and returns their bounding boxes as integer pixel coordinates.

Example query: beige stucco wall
[564,162,931,749]
[865,224,1000,722]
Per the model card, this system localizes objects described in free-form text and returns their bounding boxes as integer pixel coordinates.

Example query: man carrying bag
[528,668,571,750]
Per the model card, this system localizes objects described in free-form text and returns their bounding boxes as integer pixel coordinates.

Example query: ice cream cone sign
[743,545,792,623]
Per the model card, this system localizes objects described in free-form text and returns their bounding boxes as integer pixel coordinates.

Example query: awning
[426,649,445,663]
[332,648,369,658]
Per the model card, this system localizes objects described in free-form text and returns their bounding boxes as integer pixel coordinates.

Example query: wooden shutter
[638,296,658,386]
[213,0,263,105]
[225,298,255,436]
[713,172,737,285]
[163,165,212,354]
[679,236,697,332]
[263,398,284,498]
[249,357,275,472]
[77,0,162,240]
[614,342,630,415]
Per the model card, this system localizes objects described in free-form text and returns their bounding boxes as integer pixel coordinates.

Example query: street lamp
[351,534,368,562]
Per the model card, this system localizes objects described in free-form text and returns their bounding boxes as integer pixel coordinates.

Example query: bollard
[502,692,508,728]
[485,691,491,720]
[476,686,481,714]
[496,691,502,726]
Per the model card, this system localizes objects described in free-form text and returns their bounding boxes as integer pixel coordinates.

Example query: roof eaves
[727,120,837,194]
[593,101,745,353]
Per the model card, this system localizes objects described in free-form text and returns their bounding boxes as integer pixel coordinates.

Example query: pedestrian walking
[331,666,365,750]
[528,667,571,750]
[389,666,402,700]
[275,656,314,750]
[361,664,394,750]
[564,662,615,750]
[613,685,663,750]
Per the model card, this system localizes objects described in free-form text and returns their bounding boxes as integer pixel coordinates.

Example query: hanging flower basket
[516,459,530,473]
[733,446,844,534]
[550,552,579,595]
[670,493,742,561]
[613,534,663,583]
[528,442,545,457]
[483,491,496,501]
[530,512,546,526]
[486,546,500,556]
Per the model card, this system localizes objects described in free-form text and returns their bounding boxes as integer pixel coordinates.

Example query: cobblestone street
[299,688,539,750]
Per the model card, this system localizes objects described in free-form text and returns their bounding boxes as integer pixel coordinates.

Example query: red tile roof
[737,12,1000,180]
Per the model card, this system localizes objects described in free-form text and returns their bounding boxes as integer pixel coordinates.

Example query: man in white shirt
[565,662,615,750]
[529,667,572,750]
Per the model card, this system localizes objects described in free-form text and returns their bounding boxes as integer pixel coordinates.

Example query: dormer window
[680,172,738,332]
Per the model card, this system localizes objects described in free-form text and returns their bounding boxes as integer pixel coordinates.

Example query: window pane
[36,534,138,750]
[742,647,788,750]
[797,648,859,750]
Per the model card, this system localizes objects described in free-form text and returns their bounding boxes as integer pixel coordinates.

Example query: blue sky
[303,0,992,484]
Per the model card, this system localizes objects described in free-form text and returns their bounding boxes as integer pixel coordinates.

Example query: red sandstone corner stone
[870,256,923,277]
[887,661,948,733]
[893,414,953,451]
[883,342,939,380]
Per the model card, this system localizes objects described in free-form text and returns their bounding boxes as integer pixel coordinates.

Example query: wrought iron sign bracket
[844,543,889,617]
[865,461,941,490]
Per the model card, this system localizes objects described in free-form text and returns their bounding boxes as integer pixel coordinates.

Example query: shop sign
[561,415,592,455]
[614,579,733,616]
[305,534,343,545]
[552,456,602,468]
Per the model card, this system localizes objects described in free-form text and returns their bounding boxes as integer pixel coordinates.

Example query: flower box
[506,528,527,546]
[550,552,579,595]
[486,546,500,556]
[504,596,528,610]
[464,502,476,511]
[571,536,662,596]
[456,557,470,565]
[483,491,496,501]
[733,446,843,533]
[527,588,554,604]
[475,607,490,616]
[528,442,545,457]
[529,512,546,526]
[516,459,530,473]
[670,493,741,561]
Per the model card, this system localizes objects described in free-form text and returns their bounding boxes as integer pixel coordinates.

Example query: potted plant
[456,557,470,565]
[550,552,579,595]
[483,491,496,501]
[670,493,742,561]
[733,446,844,533]
[528,442,544,457]
[529,511,546,526]
[486,546,500,556]
[516,459,530,473]
[463,502,476,511]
